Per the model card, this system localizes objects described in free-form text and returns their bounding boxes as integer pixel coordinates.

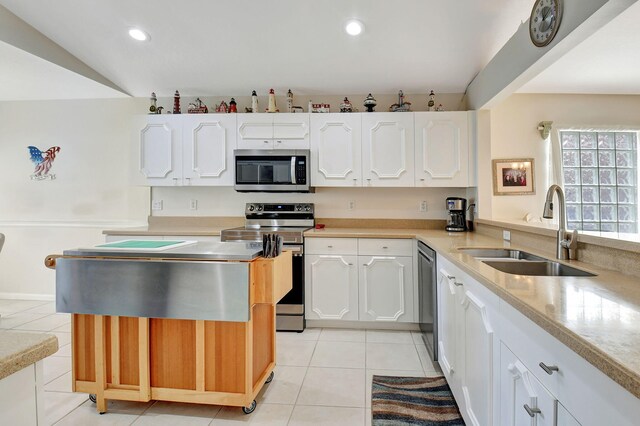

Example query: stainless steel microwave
[234,150,311,192]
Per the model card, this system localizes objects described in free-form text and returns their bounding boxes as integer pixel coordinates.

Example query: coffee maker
[445,197,467,232]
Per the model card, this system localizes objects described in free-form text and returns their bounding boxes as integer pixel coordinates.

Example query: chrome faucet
[543,185,578,260]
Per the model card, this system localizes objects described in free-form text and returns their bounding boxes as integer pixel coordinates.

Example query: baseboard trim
[306,319,419,331]
[0,293,54,301]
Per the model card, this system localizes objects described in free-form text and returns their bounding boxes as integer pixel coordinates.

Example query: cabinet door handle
[446,275,456,280]
[264,140,269,144]
[539,362,559,375]
[327,245,333,248]
[420,178,425,181]
[454,281,464,286]
[382,246,388,249]
[523,404,541,418]
[277,140,282,143]
[347,263,353,266]
[172,177,179,185]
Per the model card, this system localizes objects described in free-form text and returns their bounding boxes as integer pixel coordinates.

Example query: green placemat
[96,240,185,249]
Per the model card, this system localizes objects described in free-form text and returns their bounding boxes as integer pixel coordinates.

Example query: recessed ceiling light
[128,28,149,41]
[345,19,364,36]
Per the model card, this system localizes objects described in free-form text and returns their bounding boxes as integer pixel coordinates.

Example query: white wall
[479,93,640,221]
[0,98,149,298]
[151,186,469,220]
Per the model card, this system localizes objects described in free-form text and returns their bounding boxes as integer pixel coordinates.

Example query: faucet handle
[561,230,579,260]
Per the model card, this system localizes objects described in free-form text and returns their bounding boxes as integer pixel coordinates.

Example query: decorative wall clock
[529,0,563,47]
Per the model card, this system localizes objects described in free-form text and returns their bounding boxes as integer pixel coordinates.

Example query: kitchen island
[46,241,291,414]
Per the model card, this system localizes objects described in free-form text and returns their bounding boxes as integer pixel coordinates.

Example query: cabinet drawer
[358,238,413,256]
[305,238,358,255]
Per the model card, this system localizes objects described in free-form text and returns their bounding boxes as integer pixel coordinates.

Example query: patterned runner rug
[371,375,465,425]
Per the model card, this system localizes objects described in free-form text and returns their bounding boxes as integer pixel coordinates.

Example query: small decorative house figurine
[427,90,436,111]
[215,101,228,113]
[287,89,294,113]
[311,103,330,113]
[229,98,237,113]
[340,97,354,113]
[389,90,411,112]
[149,92,157,114]
[187,98,208,114]
[364,93,377,112]
[436,103,445,112]
[267,89,278,112]
[251,90,258,113]
[173,90,181,114]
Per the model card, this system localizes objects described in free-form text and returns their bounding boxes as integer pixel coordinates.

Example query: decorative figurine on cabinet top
[267,88,279,113]
[229,98,237,113]
[340,97,354,113]
[251,90,258,113]
[364,93,377,112]
[389,90,411,112]
[287,89,293,113]
[436,103,445,112]
[173,90,181,114]
[311,103,330,113]
[187,98,208,114]
[149,92,157,114]
[427,90,436,112]
[215,100,228,113]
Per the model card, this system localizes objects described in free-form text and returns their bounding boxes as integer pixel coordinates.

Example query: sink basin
[458,248,544,261]
[457,248,596,277]
[482,260,596,277]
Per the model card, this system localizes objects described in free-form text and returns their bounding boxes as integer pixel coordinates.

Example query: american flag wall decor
[28,146,61,180]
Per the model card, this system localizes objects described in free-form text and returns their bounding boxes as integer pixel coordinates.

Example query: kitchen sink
[458,247,596,277]
[482,260,595,277]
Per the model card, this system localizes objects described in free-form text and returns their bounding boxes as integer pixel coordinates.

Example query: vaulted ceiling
[0,0,533,100]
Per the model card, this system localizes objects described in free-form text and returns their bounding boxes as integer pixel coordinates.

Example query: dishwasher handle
[418,245,435,263]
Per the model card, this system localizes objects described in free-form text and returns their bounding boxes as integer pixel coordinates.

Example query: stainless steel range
[221,203,314,332]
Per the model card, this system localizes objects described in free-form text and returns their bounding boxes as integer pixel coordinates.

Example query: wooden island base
[69,252,292,414]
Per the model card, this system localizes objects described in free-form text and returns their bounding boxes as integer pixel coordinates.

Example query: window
[560,131,638,233]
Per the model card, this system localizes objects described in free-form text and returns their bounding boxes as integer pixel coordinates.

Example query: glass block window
[560,131,638,233]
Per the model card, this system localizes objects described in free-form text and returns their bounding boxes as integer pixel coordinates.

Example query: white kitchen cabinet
[133,114,182,186]
[310,113,362,187]
[500,342,557,426]
[359,255,414,322]
[437,254,499,426]
[182,114,236,186]
[305,254,359,320]
[132,114,236,186]
[305,237,416,323]
[0,361,44,426]
[557,403,582,426]
[237,113,309,149]
[362,113,415,187]
[414,112,470,187]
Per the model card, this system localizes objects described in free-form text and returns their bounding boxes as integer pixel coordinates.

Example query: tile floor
[0,300,442,425]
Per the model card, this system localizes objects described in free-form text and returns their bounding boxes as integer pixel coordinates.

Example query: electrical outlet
[503,230,511,241]
[419,201,427,212]
[190,199,198,210]
[348,200,355,210]
[151,200,163,211]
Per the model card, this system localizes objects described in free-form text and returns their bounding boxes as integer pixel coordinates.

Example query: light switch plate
[419,201,427,212]
[152,200,163,211]
[190,199,198,210]
[503,230,511,241]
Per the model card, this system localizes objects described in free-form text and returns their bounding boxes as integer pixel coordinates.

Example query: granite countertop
[0,331,58,380]
[305,227,640,399]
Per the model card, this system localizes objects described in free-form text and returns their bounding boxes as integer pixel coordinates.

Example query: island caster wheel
[265,371,274,384]
[242,400,257,414]
[89,394,97,403]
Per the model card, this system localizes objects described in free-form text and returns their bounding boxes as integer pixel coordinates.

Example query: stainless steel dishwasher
[418,241,437,361]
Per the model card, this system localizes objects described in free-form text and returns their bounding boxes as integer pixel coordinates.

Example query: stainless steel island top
[64,241,263,261]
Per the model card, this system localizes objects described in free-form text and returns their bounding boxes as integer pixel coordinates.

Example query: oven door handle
[291,156,297,184]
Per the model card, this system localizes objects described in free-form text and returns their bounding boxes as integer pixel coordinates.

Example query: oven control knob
[257,205,263,211]
[296,205,302,211]
[249,205,255,211]
[305,205,311,211]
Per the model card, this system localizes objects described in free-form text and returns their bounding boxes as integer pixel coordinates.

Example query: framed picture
[492,158,535,195]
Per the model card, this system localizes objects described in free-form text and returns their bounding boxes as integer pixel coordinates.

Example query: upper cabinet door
[362,113,415,187]
[237,114,274,149]
[310,113,362,187]
[273,113,310,149]
[135,115,182,186]
[182,114,237,186]
[414,112,469,187]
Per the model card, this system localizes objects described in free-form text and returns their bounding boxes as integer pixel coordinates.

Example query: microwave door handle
[291,156,297,184]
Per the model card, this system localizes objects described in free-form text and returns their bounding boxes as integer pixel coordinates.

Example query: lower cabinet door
[459,282,496,426]
[436,267,459,380]
[500,342,557,426]
[305,255,359,320]
[557,402,582,426]
[359,256,414,322]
